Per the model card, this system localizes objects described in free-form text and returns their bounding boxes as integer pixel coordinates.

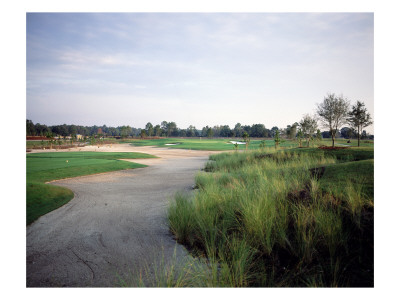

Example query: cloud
[26,13,374,131]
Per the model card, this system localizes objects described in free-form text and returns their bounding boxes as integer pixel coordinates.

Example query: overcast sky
[26,13,374,132]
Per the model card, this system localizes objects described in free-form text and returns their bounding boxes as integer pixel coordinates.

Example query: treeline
[26,120,141,138]
[26,119,374,140]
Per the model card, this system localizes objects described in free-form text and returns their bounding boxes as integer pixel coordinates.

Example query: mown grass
[167,147,373,287]
[129,138,300,151]
[129,137,373,151]
[26,152,156,225]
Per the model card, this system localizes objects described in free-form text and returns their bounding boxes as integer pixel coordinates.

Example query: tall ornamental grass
[168,148,373,287]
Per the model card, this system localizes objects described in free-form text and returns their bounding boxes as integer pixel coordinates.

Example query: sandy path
[26,144,219,287]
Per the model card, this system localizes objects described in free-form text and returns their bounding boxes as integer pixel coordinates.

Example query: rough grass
[167,147,374,287]
[26,152,156,225]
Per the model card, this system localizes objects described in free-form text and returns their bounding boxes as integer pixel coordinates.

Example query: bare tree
[347,101,373,147]
[316,93,350,147]
[299,114,318,147]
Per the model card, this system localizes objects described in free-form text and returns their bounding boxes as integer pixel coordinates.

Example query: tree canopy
[316,93,350,147]
[299,114,318,147]
[347,101,373,147]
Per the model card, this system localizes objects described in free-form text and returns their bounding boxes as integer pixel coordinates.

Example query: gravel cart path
[26,144,217,287]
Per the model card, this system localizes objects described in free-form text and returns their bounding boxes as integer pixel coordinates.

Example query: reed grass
[167,147,373,287]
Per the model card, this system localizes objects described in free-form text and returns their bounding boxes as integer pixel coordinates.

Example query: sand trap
[229,141,246,145]
[27,144,222,287]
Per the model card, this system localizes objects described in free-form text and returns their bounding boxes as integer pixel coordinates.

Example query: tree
[108,127,117,137]
[161,121,168,136]
[163,122,177,137]
[270,126,279,137]
[243,125,251,137]
[207,127,213,138]
[97,127,103,138]
[35,123,49,136]
[120,125,132,138]
[274,129,281,149]
[250,124,267,137]
[26,119,35,136]
[361,130,368,140]
[316,129,322,143]
[59,124,69,138]
[285,125,291,138]
[321,131,331,139]
[101,125,108,137]
[180,129,187,137]
[299,114,318,147]
[186,125,196,137]
[69,124,77,137]
[297,128,304,147]
[145,122,154,137]
[234,123,243,137]
[316,93,350,147]
[154,124,162,137]
[242,132,250,150]
[340,127,356,139]
[201,126,210,137]
[220,125,232,137]
[212,126,221,137]
[347,101,373,147]
[289,123,298,140]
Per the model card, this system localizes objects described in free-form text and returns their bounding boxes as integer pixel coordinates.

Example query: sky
[26,12,374,132]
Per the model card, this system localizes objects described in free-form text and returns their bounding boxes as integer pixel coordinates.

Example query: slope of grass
[27,152,156,225]
[288,146,374,162]
[167,147,373,287]
[319,159,374,197]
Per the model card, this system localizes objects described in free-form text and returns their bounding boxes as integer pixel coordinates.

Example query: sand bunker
[26,144,220,287]
[229,141,246,145]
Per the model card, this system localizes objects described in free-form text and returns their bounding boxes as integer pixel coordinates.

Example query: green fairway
[26,151,156,225]
[129,138,301,151]
[129,137,373,151]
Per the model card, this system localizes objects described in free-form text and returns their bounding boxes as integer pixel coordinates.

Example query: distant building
[76,134,83,140]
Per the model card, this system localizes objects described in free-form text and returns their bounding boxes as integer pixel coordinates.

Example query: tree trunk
[357,125,361,147]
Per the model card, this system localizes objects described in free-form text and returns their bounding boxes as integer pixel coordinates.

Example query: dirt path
[26,144,219,287]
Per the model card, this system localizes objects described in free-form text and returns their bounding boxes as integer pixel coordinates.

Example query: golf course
[26,139,373,287]
[20,10,383,293]
[26,150,156,225]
